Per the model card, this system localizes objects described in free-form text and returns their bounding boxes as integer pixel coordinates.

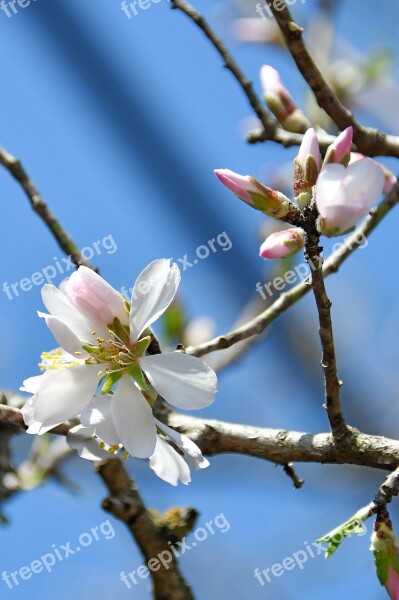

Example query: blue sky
[0,0,398,598]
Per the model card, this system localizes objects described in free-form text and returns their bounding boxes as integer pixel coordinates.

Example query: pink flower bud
[260,65,310,133]
[215,168,295,220]
[294,128,321,200]
[64,266,128,326]
[350,153,397,195]
[315,159,385,236]
[386,566,399,600]
[381,166,397,194]
[259,228,305,260]
[324,126,353,165]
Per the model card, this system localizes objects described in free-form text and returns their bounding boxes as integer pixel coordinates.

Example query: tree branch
[186,181,399,358]
[268,1,399,157]
[170,0,276,139]
[98,459,194,600]
[0,146,96,270]
[303,223,348,440]
[2,404,399,474]
[168,413,399,472]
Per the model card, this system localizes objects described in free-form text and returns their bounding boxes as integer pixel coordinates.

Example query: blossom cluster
[21,259,218,486]
[215,65,395,260]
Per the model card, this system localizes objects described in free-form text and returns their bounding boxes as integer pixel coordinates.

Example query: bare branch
[268,1,399,157]
[0,147,96,270]
[303,225,348,440]
[168,413,399,472]
[170,0,276,139]
[3,403,399,473]
[186,182,399,358]
[98,459,194,600]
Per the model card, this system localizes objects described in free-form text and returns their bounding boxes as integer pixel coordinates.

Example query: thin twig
[303,223,348,440]
[170,0,276,139]
[98,459,194,600]
[268,1,399,157]
[374,466,399,511]
[282,463,304,489]
[186,181,399,358]
[0,147,96,270]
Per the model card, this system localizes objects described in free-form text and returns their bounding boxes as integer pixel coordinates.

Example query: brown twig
[0,147,96,270]
[170,0,276,139]
[3,404,399,474]
[268,2,399,157]
[186,181,399,358]
[98,459,194,600]
[303,223,348,440]
[282,463,304,489]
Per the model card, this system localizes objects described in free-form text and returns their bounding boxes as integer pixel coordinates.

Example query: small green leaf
[128,363,149,391]
[108,317,130,344]
[135,336,151,357]
[101,371,123,394]
[317,506,371,558]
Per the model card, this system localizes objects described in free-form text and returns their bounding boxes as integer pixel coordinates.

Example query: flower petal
[344,158,385,208]
[149,436,191,486]
[64,267,128,326]
[67,425,109,461]
[21,372,51,394]
[80,395,111,427]
[129,259,180,342]
[95,415,120,446]
[111,376,156,458]
[154,419,209,470]
[38,312,86,357]
[139,352,217,410]
[21,396,53,434]
[41,284,109,342]
[32,364,99,429]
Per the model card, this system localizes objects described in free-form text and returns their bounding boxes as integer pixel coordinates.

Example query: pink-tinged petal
[32,364,99,429]
[260,228,305,260]
[297,128,321,170]
[383,169,397,194]
[344,158,386,208]
[386,566,399,600]
[316,164,347,209]
[67,425,109,461]
[64,267,128,326]
[111,376,156,458]
[149,436,191,486]
[129,259,180,343]
[214,169,256,205]
[37,312,86,357]
[139,352,217,410]
[329,126,353,163]
[260,65,296,113]
[41,284,109,342]
[154,419,209,470]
